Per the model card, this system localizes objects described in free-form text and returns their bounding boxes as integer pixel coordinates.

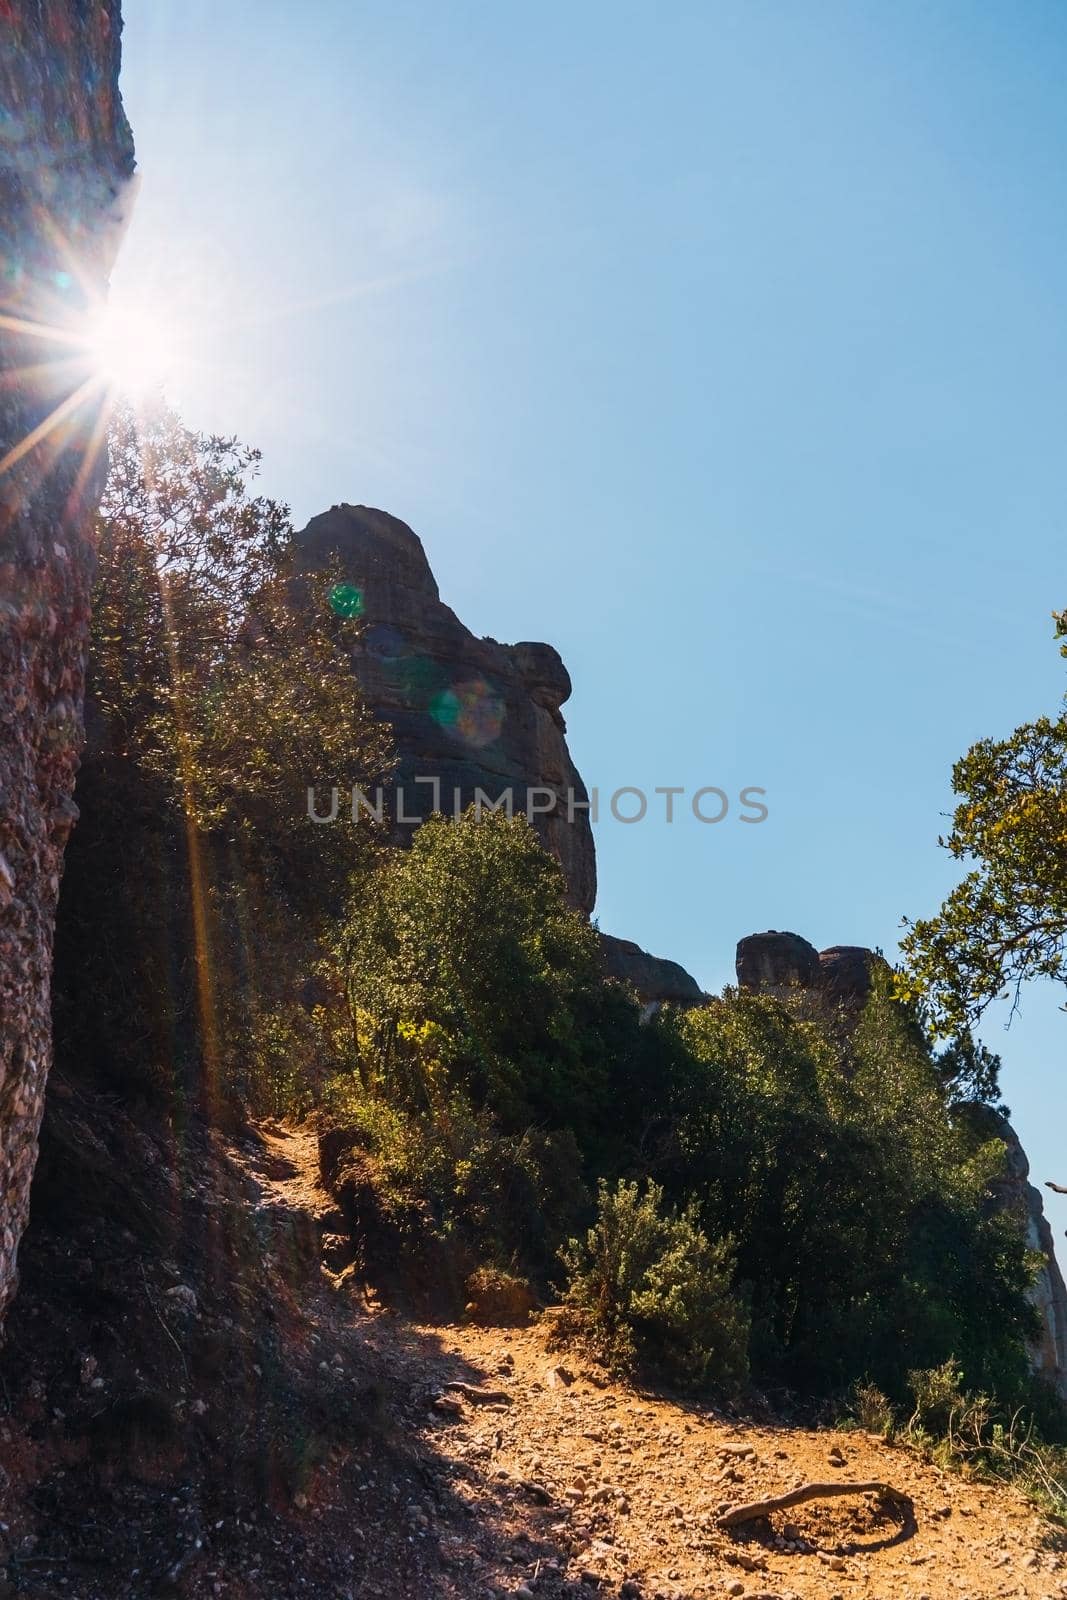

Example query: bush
[343,810,618,1136]
[320,1074,587,1299]
[464,1266,536,1326]
[907,1358,967,1435]
[660,987,1038,1400]
[847,1380,896,1437]
[899,1363,1067,1518]
[559,1178,749,1393]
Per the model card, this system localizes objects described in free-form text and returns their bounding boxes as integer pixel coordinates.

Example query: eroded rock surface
[964,1106,1067,1398]
[293,504,597,911]
[0,6,133,1320]
[735,930,822,995]
[599,932,704,1009]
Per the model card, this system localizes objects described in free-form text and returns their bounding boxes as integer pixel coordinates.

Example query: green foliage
[241,993,355,1120]
[652,985,1037,1398]
[839,1364,1067,1516]
[900,610,1067,1034]
[53,402,389,1107]
[321,1072,586,1284]
[343,809,618,1134]
[846,1380,896,1437]
[91,400,391,868]
[559,1178,749,1392]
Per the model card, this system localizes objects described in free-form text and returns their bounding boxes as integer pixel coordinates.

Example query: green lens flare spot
[329,583,364,618]
[429,688,461,728]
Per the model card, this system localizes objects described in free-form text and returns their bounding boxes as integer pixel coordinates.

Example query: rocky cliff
[737,929,1067,1397]
[0,4,133,1321]
[293,505,710,1007]
[294,505,597,913]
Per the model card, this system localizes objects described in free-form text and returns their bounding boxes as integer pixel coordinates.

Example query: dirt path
[235,1120,1067,1600]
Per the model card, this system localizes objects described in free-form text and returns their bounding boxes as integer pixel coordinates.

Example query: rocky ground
[0,1110,1063,1599]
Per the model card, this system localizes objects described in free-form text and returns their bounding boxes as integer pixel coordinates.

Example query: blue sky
[115,1,1066,1236]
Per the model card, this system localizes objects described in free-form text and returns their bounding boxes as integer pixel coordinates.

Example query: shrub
[847,1380,896,1437]
[907,1359,967,1435]
[559,1178,749,1393]
[900,1363,1067,1518]
[320,1075,587,1297]
[343,810,616,1135]
[464,1266,536,1326]
[661,987,1038,1400]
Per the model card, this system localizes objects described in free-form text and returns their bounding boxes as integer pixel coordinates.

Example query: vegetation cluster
[55,409,1067,1506]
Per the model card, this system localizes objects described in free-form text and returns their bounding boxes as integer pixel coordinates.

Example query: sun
[84,296,180,396]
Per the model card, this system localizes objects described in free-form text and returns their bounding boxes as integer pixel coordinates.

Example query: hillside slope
[3,1110,1056,1600]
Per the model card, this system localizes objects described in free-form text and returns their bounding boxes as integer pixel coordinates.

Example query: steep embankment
[4,1109,1054,1600]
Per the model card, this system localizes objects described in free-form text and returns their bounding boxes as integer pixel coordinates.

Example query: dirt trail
[236,1121,1067,1600]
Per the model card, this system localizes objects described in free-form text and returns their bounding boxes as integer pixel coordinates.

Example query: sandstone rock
[0,5,134,1324]
[735,931,820,994]
[599,933,704,1009]
[292,504,596,911]
[817,945,880,1008]
[737,933,885,1011]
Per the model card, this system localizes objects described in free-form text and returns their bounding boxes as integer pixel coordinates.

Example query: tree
[53,400,391,1105]
[90,400,391,868]
[658,987,1037,1397]
[343,809,614,1132]
[900,611,1067,1036]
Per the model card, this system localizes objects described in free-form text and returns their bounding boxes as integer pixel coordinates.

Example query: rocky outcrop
[293,504,597,911]
[0,7,133,1322]
[736,931,885,1010]
[962,1107,1067,1397]
[599,932,705,1010]
[735,930,822,995]
[817,945,879,1008]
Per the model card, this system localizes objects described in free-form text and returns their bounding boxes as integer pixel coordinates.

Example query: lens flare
[430,678,504,748]
[328,583,365,618]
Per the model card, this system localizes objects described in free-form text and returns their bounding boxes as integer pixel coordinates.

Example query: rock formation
[984,1111,1067,1396]
[735,930,885,1009]
[294,504,709,1007]
[737,930,1067,1398]
[599,933,705,1011]
[0,7,133,1321]
[294,505,597,913]
[735,930,822,995]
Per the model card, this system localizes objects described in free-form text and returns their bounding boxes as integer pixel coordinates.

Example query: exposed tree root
[718,1480,911,1529]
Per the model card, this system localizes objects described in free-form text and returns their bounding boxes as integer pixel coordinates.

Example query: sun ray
[0,375,104,479]
[0,355,94,393]
[64,386,118,521]
[0,312,93,348]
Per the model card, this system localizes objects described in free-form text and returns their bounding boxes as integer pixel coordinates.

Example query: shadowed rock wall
[0,3,133,1321]
[293,504,597,913]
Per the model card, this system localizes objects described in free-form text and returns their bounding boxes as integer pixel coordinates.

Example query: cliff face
[736,929,1067,1398]
[293,504,710,1007]
[964,1106,1067,1398]
[0,5,133,1321]
[293,504,598,913]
